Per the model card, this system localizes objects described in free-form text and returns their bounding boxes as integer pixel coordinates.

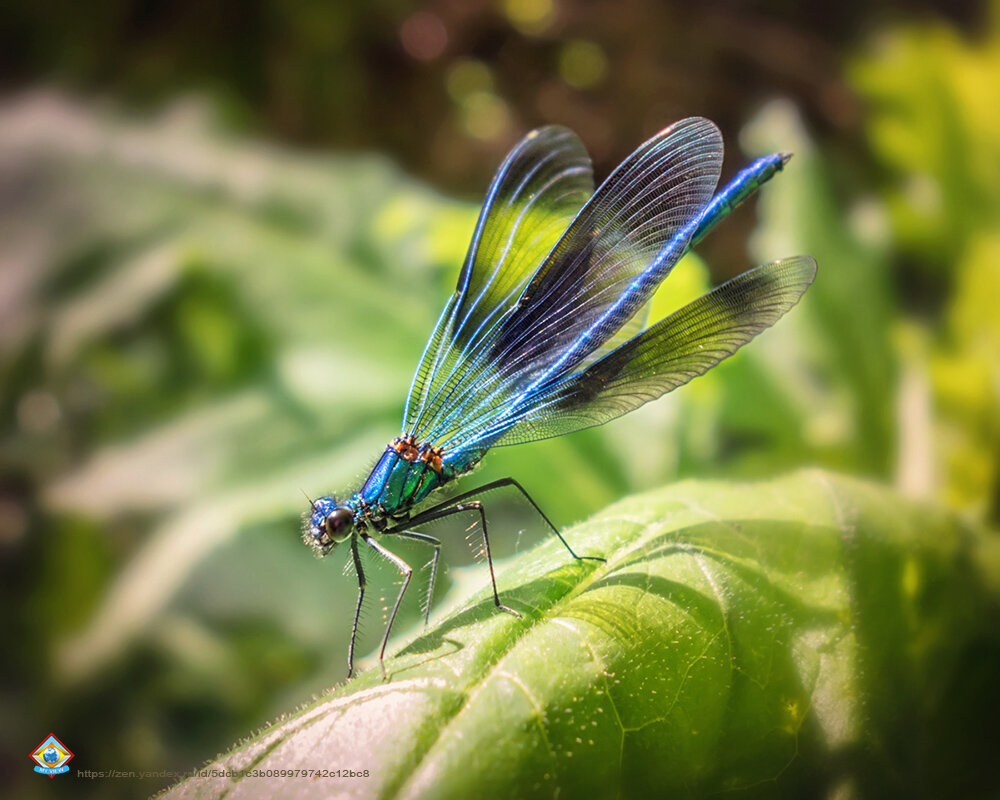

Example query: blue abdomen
[689,153,790,248]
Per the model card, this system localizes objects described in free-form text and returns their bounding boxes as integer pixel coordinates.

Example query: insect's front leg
[347,532,365,678]
[361,533,414,680]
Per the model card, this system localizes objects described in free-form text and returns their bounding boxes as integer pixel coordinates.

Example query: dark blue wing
[408,117,724,451]
[404,126,595,431]
[487,256,818,446]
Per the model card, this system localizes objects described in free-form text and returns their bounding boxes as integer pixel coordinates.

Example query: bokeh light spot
[446,59,494,102]
[461,91,511,141]
[504,0,556,36]
[558,40,608,90]
[400,12,448,61]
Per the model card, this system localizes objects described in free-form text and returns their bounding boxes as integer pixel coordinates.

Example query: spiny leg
[404,477,605,563]
[394,501,520,618]
[361,533,413,679]
[347,533,366,678]
[389,529,442,627]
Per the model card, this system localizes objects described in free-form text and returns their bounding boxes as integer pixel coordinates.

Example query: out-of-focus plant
[849,3,1000,519]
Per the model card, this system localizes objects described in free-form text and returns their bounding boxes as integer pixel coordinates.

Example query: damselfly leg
[391,529,442,627]
[399,477,607,562]
[347,535,365,679]
[391,498,521,618]
[347,530,440,678]
[348,479,604,678]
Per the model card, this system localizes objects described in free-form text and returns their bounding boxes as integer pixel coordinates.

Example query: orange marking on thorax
[391,435,421,462]
[392,436,445,471]
[419,445,445,474]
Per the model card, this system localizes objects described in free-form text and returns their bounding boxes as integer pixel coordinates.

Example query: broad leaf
[160,471,1000,799]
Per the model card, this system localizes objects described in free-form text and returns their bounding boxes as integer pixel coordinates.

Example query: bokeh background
[2,1,998,797]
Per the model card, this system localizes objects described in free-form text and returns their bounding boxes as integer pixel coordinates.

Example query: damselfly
[304,117,816,677]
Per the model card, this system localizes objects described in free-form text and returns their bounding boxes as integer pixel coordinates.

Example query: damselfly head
[304,496,354,554]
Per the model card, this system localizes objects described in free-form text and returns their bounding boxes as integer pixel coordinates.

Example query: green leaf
[159,470,1000,799]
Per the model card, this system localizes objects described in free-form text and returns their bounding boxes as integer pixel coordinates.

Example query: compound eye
[324,507,354,542]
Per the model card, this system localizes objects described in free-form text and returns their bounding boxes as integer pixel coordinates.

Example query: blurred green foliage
[850,10,1000,514]
[1,4,998,799]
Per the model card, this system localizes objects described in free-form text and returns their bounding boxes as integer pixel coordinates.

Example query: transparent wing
[411,117,724,450]
[403,126,595,431]
[576,295,653,371]
[478,256,817,447]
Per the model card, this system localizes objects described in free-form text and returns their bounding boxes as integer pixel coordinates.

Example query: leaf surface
[160,471,1000,799]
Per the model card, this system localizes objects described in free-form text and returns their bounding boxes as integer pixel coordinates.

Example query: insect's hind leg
[390,501,520,618]
[490,477,605,563]
[407,477,606,564]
